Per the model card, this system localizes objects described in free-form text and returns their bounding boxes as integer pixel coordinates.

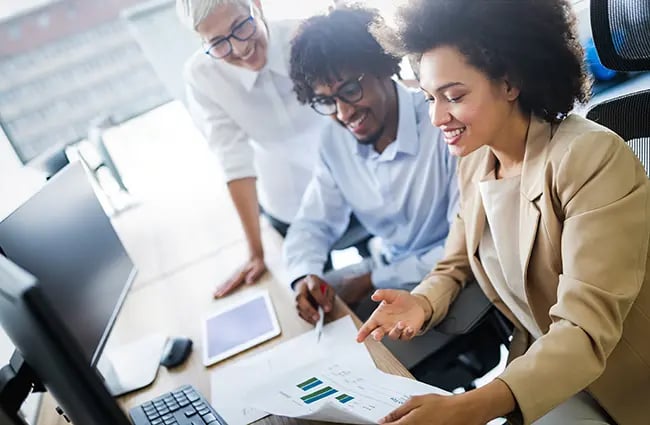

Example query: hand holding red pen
[293,274,335,325]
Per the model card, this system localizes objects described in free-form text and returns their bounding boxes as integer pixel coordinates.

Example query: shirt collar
[234,21,289,92]
[356,82,420,161]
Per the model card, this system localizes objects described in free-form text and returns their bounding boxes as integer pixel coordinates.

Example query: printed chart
[247,361,448,424]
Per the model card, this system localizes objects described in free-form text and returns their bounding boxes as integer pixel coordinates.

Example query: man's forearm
[227,177,263,257]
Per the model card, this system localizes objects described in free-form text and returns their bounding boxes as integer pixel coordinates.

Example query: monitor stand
[0,352,45,425]
[97,333,167,397]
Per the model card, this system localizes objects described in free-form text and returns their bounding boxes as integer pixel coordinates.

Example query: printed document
[210,315,374,425]
[246,361,448,424]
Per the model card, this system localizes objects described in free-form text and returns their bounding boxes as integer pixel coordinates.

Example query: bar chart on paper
[210,316,375,425]
[247,362,447,423]
[296,377,356,405]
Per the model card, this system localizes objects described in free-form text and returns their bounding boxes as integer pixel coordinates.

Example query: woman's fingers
[357,315,381,342]
[387,322,404,340]
[378,396,419,424]
[245,262,266,285]
[371,288,401,303]
[401,326,415,340]
[371,327,386,341]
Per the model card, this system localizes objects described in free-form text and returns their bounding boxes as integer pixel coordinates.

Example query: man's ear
[503,78,521,102]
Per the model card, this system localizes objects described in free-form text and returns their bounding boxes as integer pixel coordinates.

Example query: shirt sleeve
[184,75,256,182]
[410,151,474,330]
[398,141,464,310]
[498,130,649,424]
[283,148,352,286]
[371,244,446,290]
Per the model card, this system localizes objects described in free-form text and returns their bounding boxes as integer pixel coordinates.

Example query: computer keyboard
[129,385,228,425]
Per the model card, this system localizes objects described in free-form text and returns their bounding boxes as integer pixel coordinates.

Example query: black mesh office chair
[587,0,650,175]
[405,280,512,391]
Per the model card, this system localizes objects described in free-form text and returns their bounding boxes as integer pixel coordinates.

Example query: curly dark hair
[373,0,591,122]
[290,5,401,105]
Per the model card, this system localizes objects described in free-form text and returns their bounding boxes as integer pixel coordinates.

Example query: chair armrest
[434,280,493,335]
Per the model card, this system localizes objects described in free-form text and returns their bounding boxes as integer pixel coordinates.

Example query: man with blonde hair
[178,0,358,298]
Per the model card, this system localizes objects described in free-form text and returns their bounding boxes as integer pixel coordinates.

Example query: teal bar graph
[297,377,323,391]
[336,394,354,404]
[301,386,338,404]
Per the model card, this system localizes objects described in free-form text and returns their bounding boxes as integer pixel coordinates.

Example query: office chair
[586,0,650,175]
[401,281,512,391]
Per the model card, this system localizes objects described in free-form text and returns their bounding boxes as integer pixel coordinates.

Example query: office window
[37,13,50,28]
[7,24,22,40]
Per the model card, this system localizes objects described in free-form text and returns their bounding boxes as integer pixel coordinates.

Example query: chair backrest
[590,0,650,71]
[586,90,650,175]
[587,0,650,176]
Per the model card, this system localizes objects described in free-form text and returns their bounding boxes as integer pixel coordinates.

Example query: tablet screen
[203,292,280,365]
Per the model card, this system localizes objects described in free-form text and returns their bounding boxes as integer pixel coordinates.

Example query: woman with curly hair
[357,0,650,424]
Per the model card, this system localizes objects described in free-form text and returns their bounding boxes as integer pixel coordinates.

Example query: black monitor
[0,162,136,367]
[0,255,132,425]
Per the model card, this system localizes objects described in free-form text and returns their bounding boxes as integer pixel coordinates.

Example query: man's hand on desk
[338,272,373,306]
[214,256,267,298]
[294,275,335,325]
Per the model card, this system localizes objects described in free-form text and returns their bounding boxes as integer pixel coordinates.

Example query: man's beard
[355,126,384,148]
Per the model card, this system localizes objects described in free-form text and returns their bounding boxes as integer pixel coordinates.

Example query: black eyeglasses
[204,3,257,59]
[310,74,366,115]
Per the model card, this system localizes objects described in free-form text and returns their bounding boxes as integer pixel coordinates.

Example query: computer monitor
[0,162,136,367]
[0,255,132,425]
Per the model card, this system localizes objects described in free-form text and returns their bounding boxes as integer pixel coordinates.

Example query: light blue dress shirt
[283,83,459,289]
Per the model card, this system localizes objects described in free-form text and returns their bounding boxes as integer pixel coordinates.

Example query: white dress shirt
[183,20,330,222]
[284,83,459,289]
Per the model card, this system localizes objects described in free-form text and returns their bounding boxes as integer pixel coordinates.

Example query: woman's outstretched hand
[356,289,431,343]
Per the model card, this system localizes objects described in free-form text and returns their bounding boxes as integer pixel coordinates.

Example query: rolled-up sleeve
[185,76,256,182]
[498,132,649,424]
[283,150,352,286]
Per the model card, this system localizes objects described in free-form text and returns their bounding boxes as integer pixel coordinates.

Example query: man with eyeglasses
[177,0,342,298]
[284,6,458,324]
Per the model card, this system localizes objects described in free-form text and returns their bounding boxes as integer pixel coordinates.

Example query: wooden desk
[37,229,412,425]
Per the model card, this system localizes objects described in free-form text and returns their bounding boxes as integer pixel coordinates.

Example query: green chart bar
[301,386,338,404]
[336,394,354,404]
[297,377,323,391]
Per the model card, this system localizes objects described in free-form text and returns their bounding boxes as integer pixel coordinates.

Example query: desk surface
[37,228,412,425]
[36,104,412,424]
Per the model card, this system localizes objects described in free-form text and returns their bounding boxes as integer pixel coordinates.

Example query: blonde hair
[176,0,250,31]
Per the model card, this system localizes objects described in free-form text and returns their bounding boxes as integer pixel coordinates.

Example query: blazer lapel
[467,150,495,258]
[519,116,552,278]
[465,150,508,308]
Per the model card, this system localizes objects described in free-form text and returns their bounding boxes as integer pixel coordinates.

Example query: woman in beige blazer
[356,1,650,424]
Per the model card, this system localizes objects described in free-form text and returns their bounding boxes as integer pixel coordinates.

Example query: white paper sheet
[247,361,449,424]
[210,315,375,425]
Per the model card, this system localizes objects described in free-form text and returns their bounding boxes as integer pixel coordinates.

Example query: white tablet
[202,290,281,366]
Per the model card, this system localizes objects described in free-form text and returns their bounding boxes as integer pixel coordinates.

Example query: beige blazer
[412,114,650,425]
